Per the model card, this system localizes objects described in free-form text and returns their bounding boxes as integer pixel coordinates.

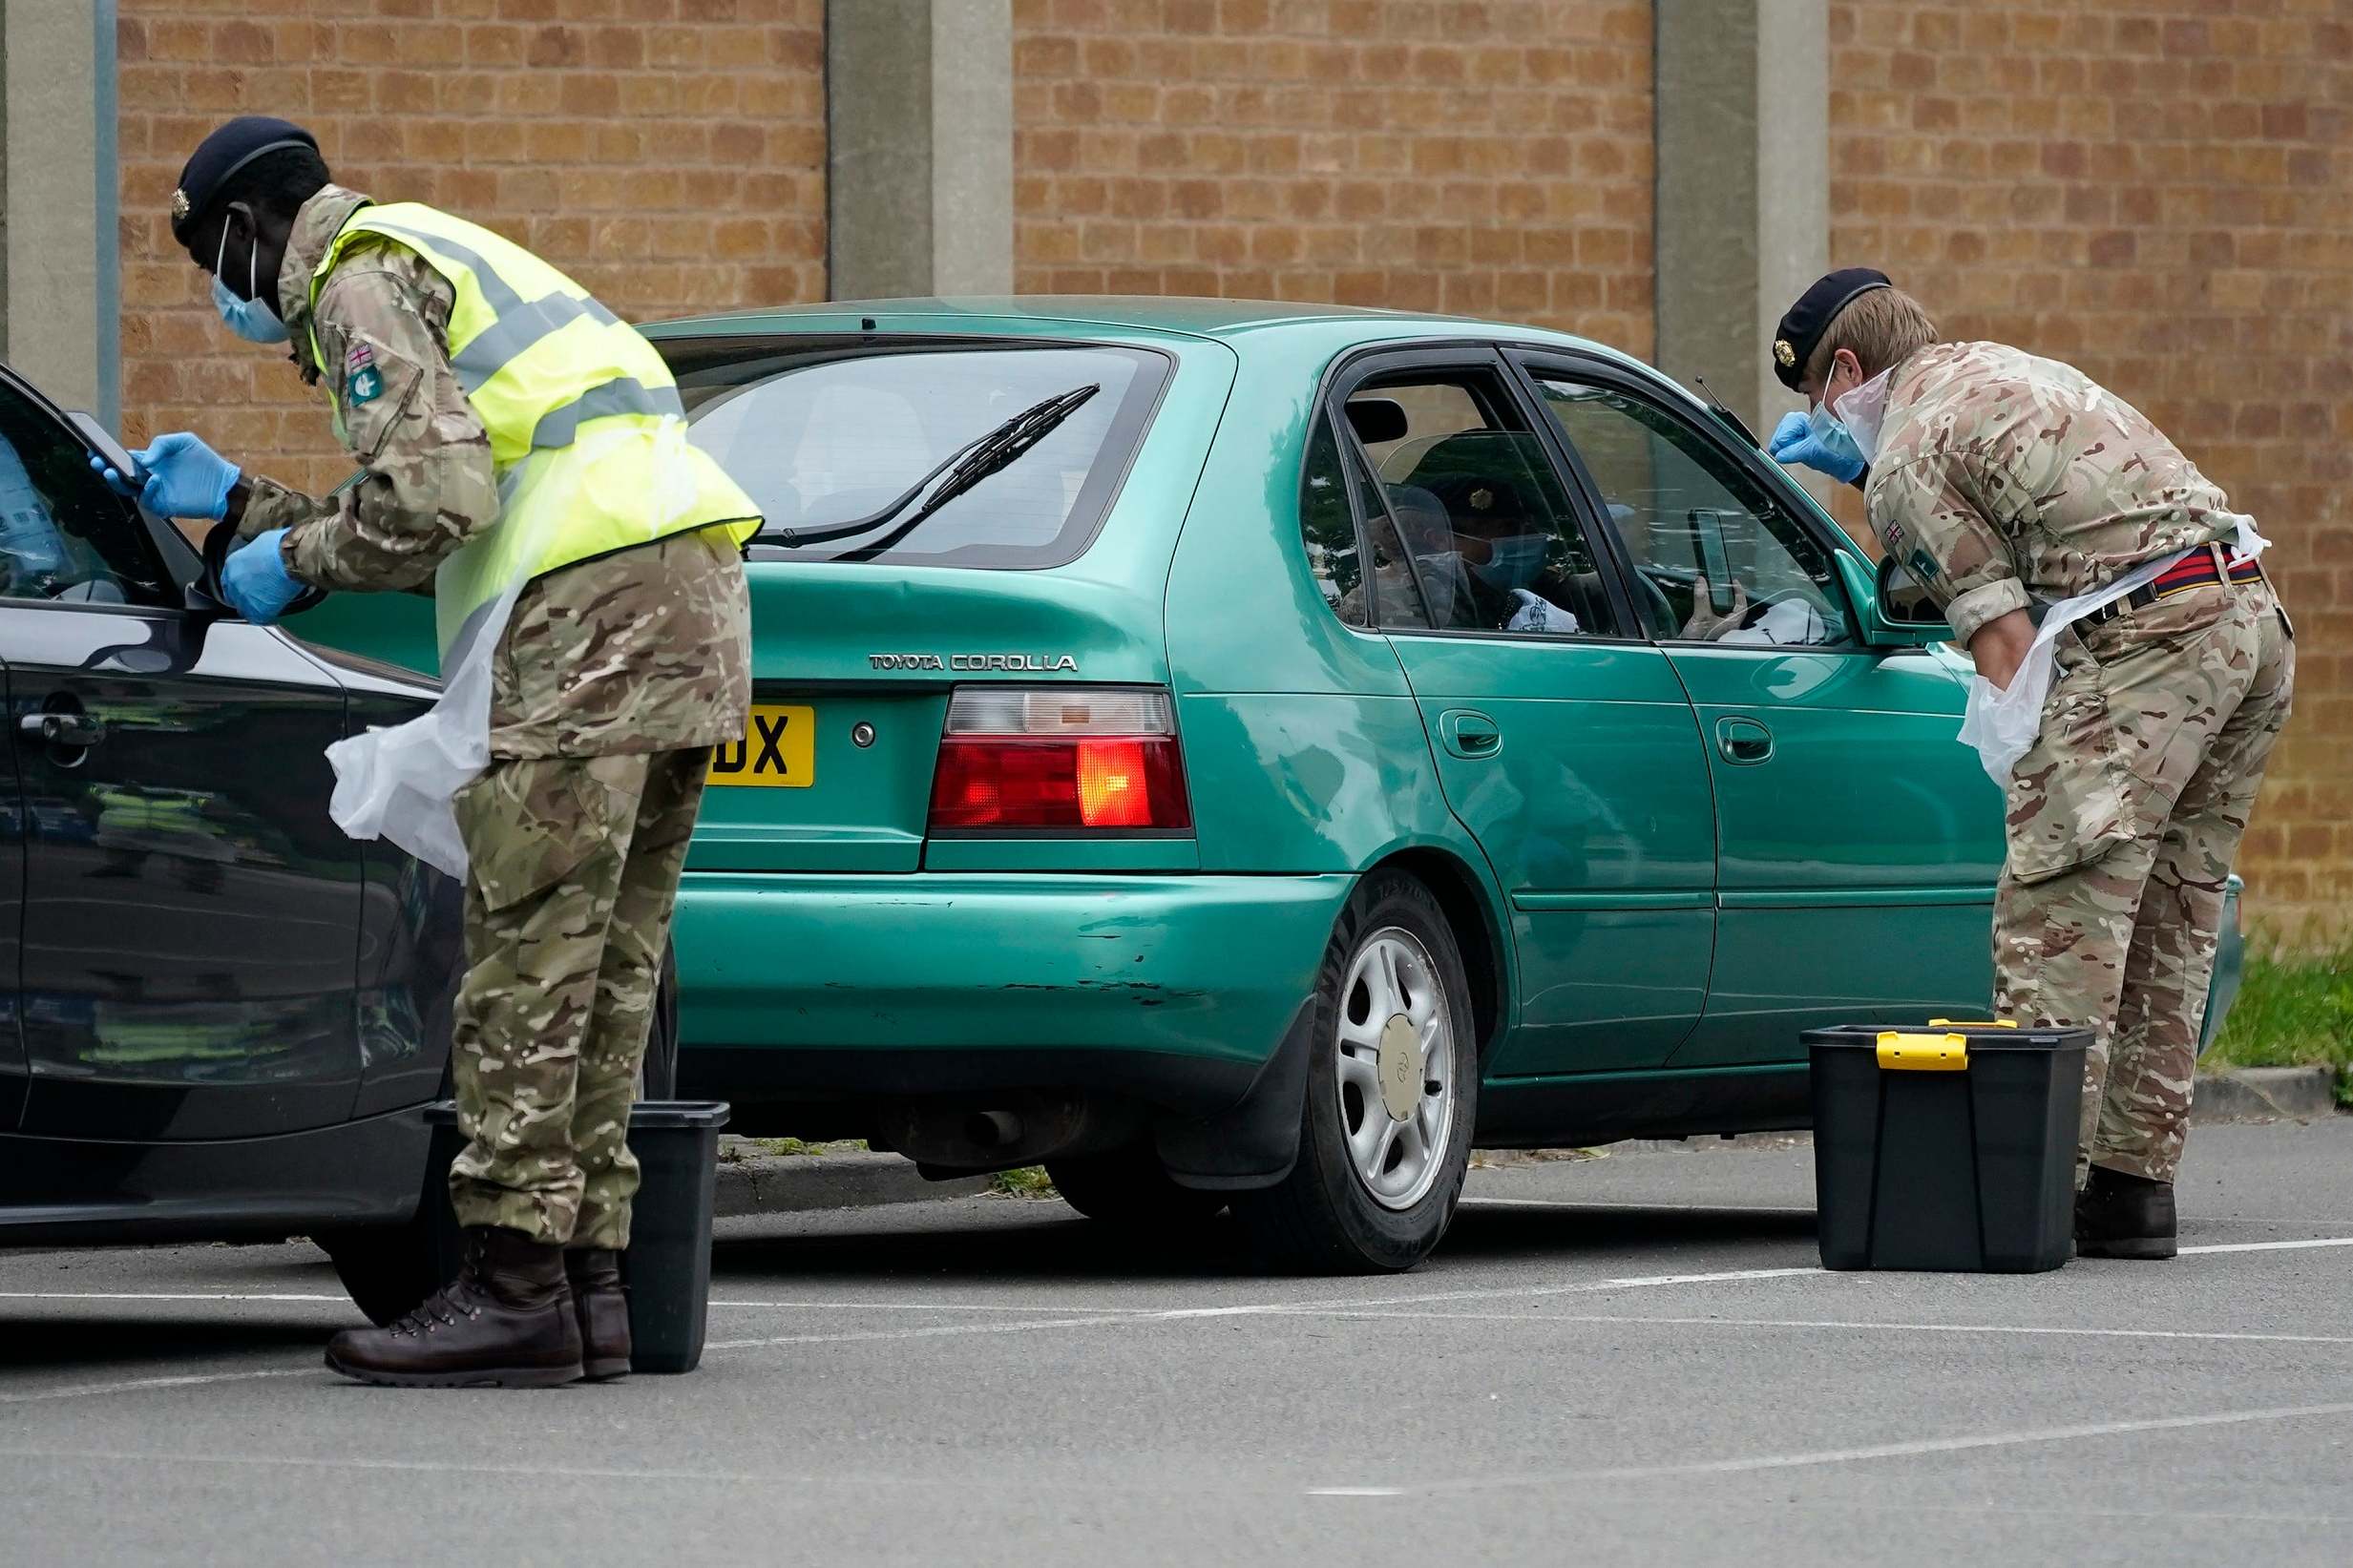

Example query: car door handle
[21,709,104,749]
[1714,716,1772,765]
[1438,709,1502,759]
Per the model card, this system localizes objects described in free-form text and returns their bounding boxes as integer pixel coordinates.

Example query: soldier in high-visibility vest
[130,117,761,1387]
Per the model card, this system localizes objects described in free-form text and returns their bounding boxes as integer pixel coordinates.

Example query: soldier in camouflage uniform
[130,118,752,1381]
[1769,271,2293,1259]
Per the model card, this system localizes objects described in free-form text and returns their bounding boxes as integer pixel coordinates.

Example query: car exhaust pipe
[965,1110,1024,1149]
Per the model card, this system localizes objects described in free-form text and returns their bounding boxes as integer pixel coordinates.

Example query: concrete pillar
[826,0,1014,302]
[1653,0,1827,437]
[2,0,119,423]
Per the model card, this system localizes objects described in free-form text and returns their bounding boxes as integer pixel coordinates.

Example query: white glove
[1505,589,1579,634]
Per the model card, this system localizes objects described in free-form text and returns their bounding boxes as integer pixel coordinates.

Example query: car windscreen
[668,338,1169,568]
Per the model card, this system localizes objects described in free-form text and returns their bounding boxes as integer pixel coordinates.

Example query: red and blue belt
[2081,544,2264,626]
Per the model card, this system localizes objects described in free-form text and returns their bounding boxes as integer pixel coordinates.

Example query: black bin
[1804,1021,2088,1272]
[424,1098,730,1372]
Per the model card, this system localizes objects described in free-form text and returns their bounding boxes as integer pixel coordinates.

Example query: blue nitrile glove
[220,529,305,625]
[1768,408,1866,485]
[129,430,240,520]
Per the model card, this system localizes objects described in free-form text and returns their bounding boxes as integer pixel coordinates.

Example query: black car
[0,363,674,1322]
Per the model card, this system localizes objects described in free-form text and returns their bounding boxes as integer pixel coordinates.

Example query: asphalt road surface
[6,1119,2350,1566]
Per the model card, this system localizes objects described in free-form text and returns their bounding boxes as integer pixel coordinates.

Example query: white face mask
[1828,365,1896,465]
[212,220,290,345]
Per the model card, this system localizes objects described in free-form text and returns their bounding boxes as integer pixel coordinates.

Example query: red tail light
[928,688,1191,833]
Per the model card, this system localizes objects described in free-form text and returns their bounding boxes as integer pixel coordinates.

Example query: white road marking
[1464,1197,1817,1216]
[2179,1236,2353,1255]
[0,1368,320,1405]
[705,1312,1143,1351]
[1306,1487,1405,1496]
[0,1291,349,1305]
[1427,1400,2353,1493]
[1317,1310,2353,1346]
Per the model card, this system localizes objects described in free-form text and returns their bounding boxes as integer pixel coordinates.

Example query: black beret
[171,116,319,244]
[1771,267,1891,391]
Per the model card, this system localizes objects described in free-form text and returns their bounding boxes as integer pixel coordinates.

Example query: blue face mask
[213,223,290,345]
[1470,533,1549,593]
[1806,402,1866,473]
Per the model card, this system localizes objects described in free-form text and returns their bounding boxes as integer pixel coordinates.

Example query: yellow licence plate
[710,704,816,788]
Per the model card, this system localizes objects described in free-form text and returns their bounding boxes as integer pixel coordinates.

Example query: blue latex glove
[221,529,305,625]
[1768,408,1866,484]
[112,430,240,520]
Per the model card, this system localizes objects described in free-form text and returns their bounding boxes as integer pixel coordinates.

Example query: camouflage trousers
[446,748,711,1248]
[1993,575,2294,1185]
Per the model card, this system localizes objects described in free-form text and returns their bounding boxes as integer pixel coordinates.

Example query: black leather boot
[565,1247,632,1381]
[325,1226,584,1388]
[2075,1166,2177,1260]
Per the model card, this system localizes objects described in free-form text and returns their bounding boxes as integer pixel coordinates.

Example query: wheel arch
[1365,847,1509,1062]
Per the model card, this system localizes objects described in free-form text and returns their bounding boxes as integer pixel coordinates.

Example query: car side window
[1336,370,1619,639]
[0,384,171,608]
[1534,378,1854,649]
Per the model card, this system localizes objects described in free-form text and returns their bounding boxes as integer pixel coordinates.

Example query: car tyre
[316,1216,439,1328]
[1047,1143,1228,1227]
[1232,869,1477,1274]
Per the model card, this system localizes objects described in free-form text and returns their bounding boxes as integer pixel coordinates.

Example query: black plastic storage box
[424,1098,730,1372]
[1804,1022,2089,1272]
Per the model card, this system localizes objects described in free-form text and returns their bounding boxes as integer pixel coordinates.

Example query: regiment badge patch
[1907,546,1942,584]
[348,365,384,407]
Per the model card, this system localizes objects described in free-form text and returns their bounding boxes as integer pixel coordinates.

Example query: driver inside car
[1415,471,1583,634]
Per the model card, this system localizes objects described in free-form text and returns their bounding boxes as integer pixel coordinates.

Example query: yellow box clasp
[1877,1031,1969,1071]
[1928,1018,2017,1030]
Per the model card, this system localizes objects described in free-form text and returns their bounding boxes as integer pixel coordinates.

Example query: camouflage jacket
[1864,341,2243,645]
[236,185,750,759]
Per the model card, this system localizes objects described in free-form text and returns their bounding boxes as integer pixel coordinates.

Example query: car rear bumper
[670,870,1353,1113]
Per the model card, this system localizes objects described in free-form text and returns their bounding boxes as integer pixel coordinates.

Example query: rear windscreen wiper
[767,384,1100,554]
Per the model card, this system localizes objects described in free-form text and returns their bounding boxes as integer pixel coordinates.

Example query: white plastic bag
[324,583,523,879]
[1956,517,2270,784]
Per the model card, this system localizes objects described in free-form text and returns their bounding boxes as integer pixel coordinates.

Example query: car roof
[655,295,1649,367]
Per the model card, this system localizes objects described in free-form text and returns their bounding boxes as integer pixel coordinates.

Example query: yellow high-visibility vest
[306,202,760,655]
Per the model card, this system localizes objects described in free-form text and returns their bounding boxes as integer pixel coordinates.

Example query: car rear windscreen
[669,338,1170,568]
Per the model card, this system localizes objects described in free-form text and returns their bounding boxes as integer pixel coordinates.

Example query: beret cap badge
[172,188,191,222]
[1469,487,1495,512]
[1773,339,1796,368]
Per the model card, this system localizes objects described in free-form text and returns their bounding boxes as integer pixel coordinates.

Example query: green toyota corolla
[296,298,2242,1274]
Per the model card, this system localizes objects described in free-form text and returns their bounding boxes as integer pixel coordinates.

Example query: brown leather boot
[325,1226,584,1388]
[565,1247,632,1381]
[2075,1166,2178,1260]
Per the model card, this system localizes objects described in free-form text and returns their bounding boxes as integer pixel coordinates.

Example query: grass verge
[2199,936,2352,1101]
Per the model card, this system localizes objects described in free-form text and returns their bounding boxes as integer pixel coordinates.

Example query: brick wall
[116,0,828,494]
[1011,0,1656,357]
[1829,0,2353,932]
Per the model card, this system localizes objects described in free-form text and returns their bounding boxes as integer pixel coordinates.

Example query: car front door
[1521,355,2003,1067]
[1332,348,1716,1076]
[0,368,369,1141]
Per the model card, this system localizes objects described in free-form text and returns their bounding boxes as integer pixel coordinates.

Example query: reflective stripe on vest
[305,200,760,656]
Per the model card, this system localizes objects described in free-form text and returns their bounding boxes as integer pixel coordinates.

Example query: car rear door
[0,367,369,1141]
[1518,353,2003,1066]
[1333,347,1717,1076]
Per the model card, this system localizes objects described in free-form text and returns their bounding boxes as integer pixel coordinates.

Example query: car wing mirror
[1837,552,1954,647]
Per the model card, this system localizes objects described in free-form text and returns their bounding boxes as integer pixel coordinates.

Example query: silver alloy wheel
[1334,926,1457,1211]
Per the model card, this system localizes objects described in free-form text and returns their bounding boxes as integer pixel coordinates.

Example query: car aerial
[0,361,483,1320]
[285,298,2242,1275]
